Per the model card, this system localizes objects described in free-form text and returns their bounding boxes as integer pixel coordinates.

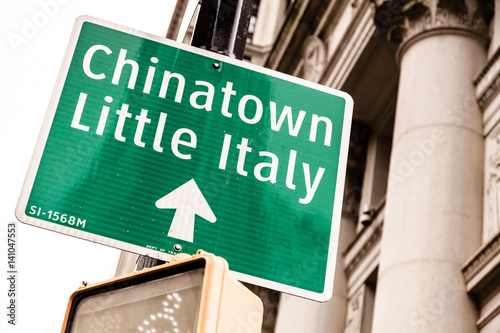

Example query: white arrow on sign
[155,179,216,243]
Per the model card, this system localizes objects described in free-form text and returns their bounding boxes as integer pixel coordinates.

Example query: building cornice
[344,203,384,278]
[477,292,500,330]
[462,233,500,283]
[321,0,377,89]
[264,0,311,71]
[463,232,500,283]
[474,47,500,112]
[463,231,500,315]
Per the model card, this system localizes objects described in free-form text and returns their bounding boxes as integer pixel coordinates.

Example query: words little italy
[67,42,340,205]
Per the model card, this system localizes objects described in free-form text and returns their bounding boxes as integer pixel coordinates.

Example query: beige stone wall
[484,123,500,242]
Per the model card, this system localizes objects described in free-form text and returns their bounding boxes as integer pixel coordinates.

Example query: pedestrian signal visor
[61,250,263,333]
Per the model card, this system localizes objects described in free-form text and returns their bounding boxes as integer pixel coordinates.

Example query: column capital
[373,0,494,45]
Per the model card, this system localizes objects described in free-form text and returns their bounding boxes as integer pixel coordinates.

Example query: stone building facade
[117,0,500,331]
[261,0,500,332]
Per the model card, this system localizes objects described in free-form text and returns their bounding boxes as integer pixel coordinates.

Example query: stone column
[274,121,370,333]
[490,0,500,56]
[371,1,492,332]
[252,0,287,47]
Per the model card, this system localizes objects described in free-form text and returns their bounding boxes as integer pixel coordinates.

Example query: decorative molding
[372,0,494,45]
[344,207,384,278]
[463,232,500,284]
[301,36,327,83]
[477,68,500,111]
[344,285,366,332]
[245,43,273,66]
[474,47,500,111]
[484,132,500,241]
[322,0,377,89]
[478,289,500,329]
[462,232,500,309]
[475,47,500,87]
[265,0,311,71]
[480,284,500,314]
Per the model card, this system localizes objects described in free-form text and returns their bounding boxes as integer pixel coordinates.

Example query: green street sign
[16,16,352,301]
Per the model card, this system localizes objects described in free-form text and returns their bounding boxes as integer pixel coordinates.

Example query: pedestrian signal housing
[61,250,263,333]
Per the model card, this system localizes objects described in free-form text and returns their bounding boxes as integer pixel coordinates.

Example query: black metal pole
[137,0,253,270]
[192,0,253,60]
[136,254,164,270]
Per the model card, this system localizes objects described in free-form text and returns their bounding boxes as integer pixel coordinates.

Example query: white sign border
[15,15,353,302]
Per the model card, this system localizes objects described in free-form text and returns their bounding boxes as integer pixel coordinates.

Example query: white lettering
[269,102,306,136]
[159,71,185,102]
[310,114,332,146]
[71,92,90,132]
[96,96,113,135]
[112,49,139,89]
[286,150,297,190]
[115,104,132,142]
[153,112,168,152]
[238,95,263,124]
[171,129,197,160]
[236,138,252,176]
[144,57,158,94]
[190,81,215,111]
[254,152,278,183]
[219,134,232,170]
[221,81,236,118]
[300,164,325,204]
[83,45,112,80]
[134,109,151,148]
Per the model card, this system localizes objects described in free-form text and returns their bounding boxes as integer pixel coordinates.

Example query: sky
[0,1,178,332]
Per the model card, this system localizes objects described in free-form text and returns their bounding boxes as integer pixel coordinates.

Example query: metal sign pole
[137,0,253,270]
[191,0,253,60]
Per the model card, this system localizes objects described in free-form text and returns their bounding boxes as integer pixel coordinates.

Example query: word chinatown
[70,44,336,204]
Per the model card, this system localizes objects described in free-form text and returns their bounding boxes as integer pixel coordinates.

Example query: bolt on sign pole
[137,0,253,270]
